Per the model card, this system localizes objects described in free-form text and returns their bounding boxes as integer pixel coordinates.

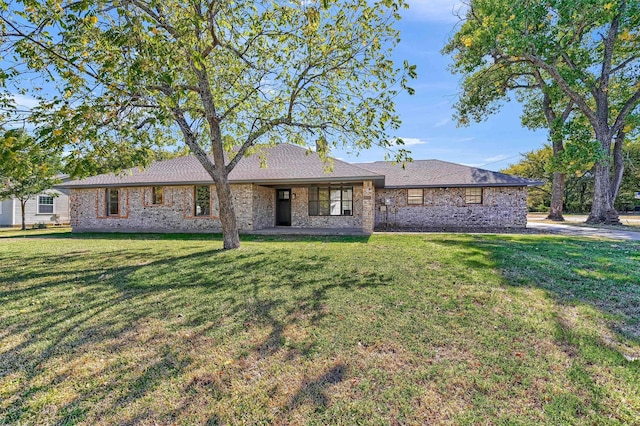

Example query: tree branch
[522,53,597,124]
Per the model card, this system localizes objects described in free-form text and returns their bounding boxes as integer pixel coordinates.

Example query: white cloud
[433,117,450,128]
[482,154,511,163]
[454,136,475,142]
[12,93,40,109]
[393,137,428,146]
[462,154,513,168]
[405,0,468,23]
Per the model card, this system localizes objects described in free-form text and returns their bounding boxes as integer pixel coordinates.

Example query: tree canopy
[0,128,62,229]
[1,0,414,248]
[444,0,640,224]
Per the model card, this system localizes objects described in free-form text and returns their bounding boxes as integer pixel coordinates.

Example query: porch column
[362,180,375,234]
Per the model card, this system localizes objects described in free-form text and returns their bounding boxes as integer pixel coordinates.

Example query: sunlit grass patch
[1,232,638,424]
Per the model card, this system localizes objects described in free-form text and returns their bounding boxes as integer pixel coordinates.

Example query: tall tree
[1,0,414,249]
[448,56,578,220]
[500,145,553,211]
[501,141,603,213]
[444,0,640,224]
[0,129,61,230]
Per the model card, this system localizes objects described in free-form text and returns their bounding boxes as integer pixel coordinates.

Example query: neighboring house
[0,188,70,227]
[58,144,541,234]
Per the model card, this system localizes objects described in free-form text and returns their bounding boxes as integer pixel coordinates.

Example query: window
[309,186,352,216]
[465,187,483,204]
[194,186,211,216]
[152,186,164,205]
[278,190,290,200]
[407,188,424,205]
[106,188,119,216]
[37,195,54,214]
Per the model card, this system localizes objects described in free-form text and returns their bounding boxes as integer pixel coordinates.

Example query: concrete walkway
[526,220,640,241]
[249,227,366,236]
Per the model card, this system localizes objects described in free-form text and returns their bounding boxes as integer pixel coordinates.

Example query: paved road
[527,221,640,241]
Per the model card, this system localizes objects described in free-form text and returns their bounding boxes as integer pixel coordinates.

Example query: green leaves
[445,0,640,220]
[4,0,414,162]
[3,0,414,245]
[0,128,61,201]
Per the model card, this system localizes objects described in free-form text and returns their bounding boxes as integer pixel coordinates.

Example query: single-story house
[0,188,70,227]
[58,144,541,234]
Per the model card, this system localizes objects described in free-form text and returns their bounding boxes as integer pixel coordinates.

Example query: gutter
[383,181,544,189]
[56,175,386,189]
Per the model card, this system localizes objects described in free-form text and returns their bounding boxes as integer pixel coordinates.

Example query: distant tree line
[501,138,640,213]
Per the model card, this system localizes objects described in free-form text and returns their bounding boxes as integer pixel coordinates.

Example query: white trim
[37,194,55,214]
[12,198,16,225]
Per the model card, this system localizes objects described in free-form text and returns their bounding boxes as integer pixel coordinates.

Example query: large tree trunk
[538,85,570,222]
[610,129,625,203]
[213,175,240,250]
[587,129,620,224]
[174,65,243,250]
[588,162,620,223]
[547,171,566,221]
[171,106,241,250]
[209,132,240,250]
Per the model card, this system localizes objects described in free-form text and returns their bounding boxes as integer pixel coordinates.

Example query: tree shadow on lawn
[0,229,372,245]
[427,234,640,423]
[438,233,640,352]
[0,240,388,424]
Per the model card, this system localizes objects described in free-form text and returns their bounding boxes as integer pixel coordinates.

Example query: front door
[276,189,291,226]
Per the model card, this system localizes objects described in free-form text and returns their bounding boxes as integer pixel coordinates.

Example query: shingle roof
[355,159,542,188]
[60,144,384,188]
[59,145,542,189]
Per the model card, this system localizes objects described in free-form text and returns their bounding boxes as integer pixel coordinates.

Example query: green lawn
[1,230,638,425]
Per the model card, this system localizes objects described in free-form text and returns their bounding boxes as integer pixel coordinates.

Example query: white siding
[0,199,15,226]
[12,190,70,226]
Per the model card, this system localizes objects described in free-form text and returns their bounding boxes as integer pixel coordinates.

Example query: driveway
[527,220,640,241]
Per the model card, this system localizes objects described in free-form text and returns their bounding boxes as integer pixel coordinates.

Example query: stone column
[362,180,375,234]
[69,190,79,229]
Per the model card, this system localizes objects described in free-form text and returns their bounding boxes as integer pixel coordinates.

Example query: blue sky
[335,0,548,171]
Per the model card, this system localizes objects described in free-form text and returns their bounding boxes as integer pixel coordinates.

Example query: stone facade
[373,186,528,229]
[70,182,372,233]
[362,181,375,233]
[252,185,275,230]
[71,184,254,233]
[69,183,528,233]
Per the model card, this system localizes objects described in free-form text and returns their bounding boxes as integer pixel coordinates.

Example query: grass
[1,230,639,425]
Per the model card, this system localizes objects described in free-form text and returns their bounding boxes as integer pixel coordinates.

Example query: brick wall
[71,184,255,233]
[70,183,367,232]
[374,187,528,229]
[362,181,375,234]
[252,185,275,229]
[70,183,527,233]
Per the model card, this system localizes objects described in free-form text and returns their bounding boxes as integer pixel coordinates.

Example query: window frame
[37,195,54,214]
[152,186,164,205]
[106,188,119,216]
[465,187,483,204]
[194,185,211,217]
[308,186,353,216]
[407,188,424,205]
